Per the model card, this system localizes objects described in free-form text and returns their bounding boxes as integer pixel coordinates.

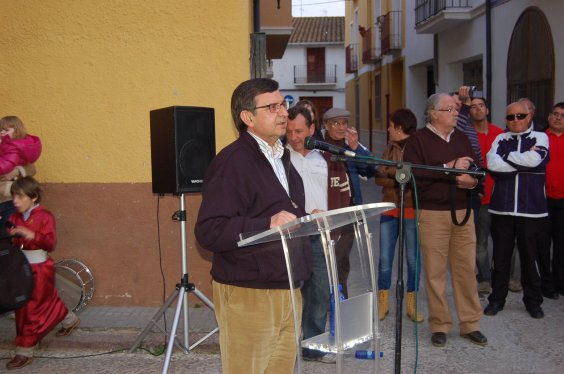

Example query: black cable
[156,195,168,345]
[0,346,165,361]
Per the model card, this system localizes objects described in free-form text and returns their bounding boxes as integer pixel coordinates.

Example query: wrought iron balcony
[346,44,359,73]
[379,11,402,55]
[361,27,382,64]
[293,64,337,85]
[415,0,470,25]
[414,0,483,34]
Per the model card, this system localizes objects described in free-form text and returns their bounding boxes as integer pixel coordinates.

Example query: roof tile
[289,17,344,44]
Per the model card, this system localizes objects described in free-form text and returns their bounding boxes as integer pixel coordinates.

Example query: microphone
[304,136,357,158]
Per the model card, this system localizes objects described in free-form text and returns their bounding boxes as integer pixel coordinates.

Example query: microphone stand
[332,155,484,374]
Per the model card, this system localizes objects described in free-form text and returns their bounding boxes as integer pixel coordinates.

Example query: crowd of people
[194,77,563,373]
[2,76,560,373]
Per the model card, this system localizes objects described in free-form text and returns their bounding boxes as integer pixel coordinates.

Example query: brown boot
[378,290,389,321]
[406,291,424,322]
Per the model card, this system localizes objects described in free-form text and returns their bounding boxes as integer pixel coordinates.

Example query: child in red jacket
[5,177,79,370]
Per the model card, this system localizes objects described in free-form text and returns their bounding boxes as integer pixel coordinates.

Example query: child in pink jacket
[0,116,42,176]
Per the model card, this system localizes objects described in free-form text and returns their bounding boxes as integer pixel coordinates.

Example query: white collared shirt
[248,132,289,195]
[287,145,328,213]
[426,123,454,142]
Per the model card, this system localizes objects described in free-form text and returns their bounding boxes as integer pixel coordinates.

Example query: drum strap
[22,249,48,264]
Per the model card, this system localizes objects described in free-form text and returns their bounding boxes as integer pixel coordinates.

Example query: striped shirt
[248,132,290,195]
[457,104,484,167]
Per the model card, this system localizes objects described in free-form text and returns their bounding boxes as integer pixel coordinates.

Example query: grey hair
[518,97,536,112]
[424,93,447,124]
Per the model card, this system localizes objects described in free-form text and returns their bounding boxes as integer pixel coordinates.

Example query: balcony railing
[346,44,358,73]
[379,11,402,55]
[415,0,470,25]
[294,64,337,84]
[362,27,382,64]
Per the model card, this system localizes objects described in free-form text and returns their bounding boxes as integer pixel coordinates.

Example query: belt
[22,249,48,264]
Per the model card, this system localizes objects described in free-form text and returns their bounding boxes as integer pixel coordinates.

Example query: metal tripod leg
[131,193,218,372]
[162,284,188,374]
[129,286,188,354]
[189,287,218,351]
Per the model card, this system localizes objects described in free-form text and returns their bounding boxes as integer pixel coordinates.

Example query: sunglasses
[505,113,528,121]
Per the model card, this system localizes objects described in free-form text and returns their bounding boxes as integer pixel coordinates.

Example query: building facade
[346,0,563,148]
[273,17,346,117]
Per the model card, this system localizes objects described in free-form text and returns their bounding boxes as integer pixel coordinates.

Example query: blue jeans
[301,236,330,358]
[378,215,420,292]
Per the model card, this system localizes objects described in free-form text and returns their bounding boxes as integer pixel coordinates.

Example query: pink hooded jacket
[0,134,42,175]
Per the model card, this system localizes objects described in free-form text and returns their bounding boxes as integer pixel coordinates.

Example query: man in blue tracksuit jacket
[484,100,549,319]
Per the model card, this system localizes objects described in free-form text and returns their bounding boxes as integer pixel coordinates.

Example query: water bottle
[330,284,346,336]
[355,350,383,359]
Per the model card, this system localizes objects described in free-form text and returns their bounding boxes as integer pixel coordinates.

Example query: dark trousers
[546,198,564,292]
[301,237,330,358]
[335,224,355,298]
[489,214,545,309]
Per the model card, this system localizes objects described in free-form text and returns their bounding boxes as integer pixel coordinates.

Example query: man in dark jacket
[286,105,350,363]
[484,100,550,319]
[195,78,311,374]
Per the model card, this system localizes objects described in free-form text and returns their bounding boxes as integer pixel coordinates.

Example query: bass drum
[55,259,95,312]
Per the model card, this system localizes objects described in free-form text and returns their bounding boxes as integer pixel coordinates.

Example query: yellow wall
[0,1,256,307]
[0,0,248,183]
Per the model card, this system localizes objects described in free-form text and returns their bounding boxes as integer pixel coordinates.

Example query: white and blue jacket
[487,126,549,217]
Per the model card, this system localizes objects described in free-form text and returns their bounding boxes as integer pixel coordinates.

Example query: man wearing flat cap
[322,107,376,297]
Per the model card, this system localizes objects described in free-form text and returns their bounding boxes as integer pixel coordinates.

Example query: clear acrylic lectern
[238,202,395,374]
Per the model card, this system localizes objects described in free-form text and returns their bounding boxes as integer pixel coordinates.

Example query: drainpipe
[486,0,492,120]
[253,0,260,32]
[251,0,266,78]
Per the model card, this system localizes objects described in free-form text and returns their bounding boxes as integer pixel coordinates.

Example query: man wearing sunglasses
[195,78,311,373]
[484,101,549,319]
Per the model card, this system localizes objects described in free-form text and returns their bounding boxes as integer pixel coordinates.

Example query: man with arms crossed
[484,101,549,319]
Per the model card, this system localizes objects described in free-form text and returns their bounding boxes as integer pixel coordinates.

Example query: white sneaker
[478,281,491,294]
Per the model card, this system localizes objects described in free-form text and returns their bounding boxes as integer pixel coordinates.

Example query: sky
[292,0,346,17]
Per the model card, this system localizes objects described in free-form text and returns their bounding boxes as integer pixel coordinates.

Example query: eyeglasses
[328,119,349,128]
[254,100,289,113]
[435,107,457,113]
[550,112,564,120]
[505,113,528,121]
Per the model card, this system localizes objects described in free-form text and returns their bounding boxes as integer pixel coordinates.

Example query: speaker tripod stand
[130,193,218,374]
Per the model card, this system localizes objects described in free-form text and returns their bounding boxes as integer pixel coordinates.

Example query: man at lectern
[195,78,312,374]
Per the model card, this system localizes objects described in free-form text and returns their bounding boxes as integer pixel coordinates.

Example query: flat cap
[323,108,351,121]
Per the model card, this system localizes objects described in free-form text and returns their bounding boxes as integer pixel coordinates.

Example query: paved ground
[2,133,564,373]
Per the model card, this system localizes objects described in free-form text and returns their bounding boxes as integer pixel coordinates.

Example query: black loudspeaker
[150,106,215,194]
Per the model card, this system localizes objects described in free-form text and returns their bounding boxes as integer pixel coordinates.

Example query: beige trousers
[213,281,302,374]
[418,209,482,334]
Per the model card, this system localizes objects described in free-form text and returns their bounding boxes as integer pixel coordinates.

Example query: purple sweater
[403,127,477,211]
[195,132,311,289]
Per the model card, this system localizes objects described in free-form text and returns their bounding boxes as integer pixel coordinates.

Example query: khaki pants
[418,209,482,334]
[213,281,302,374]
